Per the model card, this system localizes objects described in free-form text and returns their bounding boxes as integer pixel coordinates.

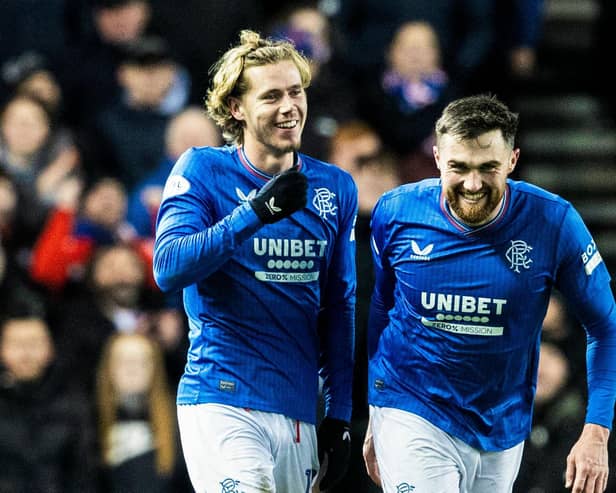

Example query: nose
[279,93,295,114]
[463,171,483,192]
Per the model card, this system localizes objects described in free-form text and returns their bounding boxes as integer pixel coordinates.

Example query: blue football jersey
[369,178,616,451]
[153,146,357,424]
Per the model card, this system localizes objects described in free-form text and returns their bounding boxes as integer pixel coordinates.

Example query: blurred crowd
[0,0,613,492]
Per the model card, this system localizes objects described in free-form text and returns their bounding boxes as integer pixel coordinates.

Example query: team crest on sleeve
[312,187,337,219]
[506,240,533,273]
[162,175,190,199]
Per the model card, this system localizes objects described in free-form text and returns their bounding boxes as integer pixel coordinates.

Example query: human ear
[433,145,441,170]
[228,97,245,121]
[508,148,520,173]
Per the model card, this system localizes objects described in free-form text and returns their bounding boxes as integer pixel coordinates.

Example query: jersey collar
[237,146,303,181]
[440,184,510,235]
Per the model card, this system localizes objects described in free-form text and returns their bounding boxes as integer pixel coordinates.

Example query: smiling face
[434,129,519,226]
[230,60,307,169]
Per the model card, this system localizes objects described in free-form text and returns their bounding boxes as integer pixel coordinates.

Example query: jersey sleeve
[318,173,358,422]
[555,205,616,429]
[367,194,396,359]
[153,150,262,293]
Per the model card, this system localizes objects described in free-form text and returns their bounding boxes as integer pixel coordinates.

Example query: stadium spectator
[0,305,98,493]
[95,332,186,492]
[63,0,153,126]
[358,20,458,183]
[127,106,222,239]
[1,51,63,113]
[48,243,185,397]
[29,176,139,292]
[0,92,81,248]
[93,35,189,189]
[332,0,494,91]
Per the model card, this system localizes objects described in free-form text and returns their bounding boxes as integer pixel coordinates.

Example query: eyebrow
[258,83,303,96]
[448,160,502,168]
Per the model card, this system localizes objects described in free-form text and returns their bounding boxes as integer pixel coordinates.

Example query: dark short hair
[0,295,47,336]
[121,36,174,66]
[435,94,519,148]
[93,0,148,9]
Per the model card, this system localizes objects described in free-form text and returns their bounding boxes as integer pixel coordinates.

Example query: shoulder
[509,180,572,217]
[300,153,358,193]
[376,178,440,212]
[172,145,236,175]
[162,145,236,200]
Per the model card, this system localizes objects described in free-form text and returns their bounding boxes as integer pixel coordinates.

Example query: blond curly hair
[206,29,312,145]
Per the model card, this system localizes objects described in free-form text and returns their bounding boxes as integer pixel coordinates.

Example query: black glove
[317,417,351,491]
[249,167,308,224]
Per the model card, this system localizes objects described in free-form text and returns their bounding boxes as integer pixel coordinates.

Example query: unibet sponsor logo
[253,237,327,258]
[420,291,507,336]
[253,237,327,283]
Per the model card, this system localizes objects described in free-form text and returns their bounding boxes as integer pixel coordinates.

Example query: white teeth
[462,193,485,200]
[276,120,297,129]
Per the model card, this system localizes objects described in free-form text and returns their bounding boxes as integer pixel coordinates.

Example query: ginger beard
[445,183,503,225]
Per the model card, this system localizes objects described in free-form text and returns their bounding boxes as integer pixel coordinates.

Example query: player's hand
[565,423,609,492]
[317,417,351,490]
[362,423,382,487]
[249,166,307,224]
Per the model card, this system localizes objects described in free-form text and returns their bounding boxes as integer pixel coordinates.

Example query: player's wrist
[582,423,610,443]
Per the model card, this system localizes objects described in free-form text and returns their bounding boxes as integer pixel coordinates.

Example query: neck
[241,141,295,175]
[5,150,32,169]
[448,194,505,228]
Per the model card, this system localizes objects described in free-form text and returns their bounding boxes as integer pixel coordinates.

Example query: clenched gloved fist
[317,417,351,491]
[249,167,308,224]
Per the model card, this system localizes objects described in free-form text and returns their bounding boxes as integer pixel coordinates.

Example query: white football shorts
[178,403,319,493]
[370,406,524,493]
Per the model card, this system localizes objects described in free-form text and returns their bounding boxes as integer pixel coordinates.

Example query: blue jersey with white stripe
[154,146,357,424]
[369,178,616,451]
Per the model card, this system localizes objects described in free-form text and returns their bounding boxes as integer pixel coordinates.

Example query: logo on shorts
[220,478,242,493]
[396,483,416,492]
